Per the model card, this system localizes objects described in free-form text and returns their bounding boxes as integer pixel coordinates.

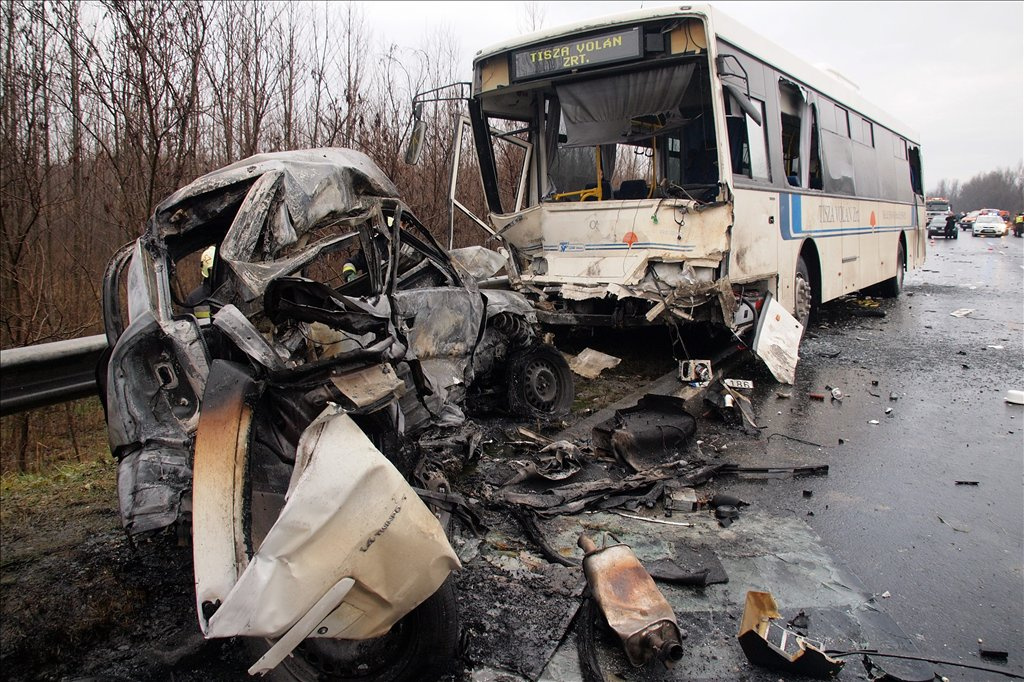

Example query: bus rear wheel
[877,241,905,298]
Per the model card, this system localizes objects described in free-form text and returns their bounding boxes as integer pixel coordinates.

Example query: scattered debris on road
[737,590,845,678]
[567,347,621,379]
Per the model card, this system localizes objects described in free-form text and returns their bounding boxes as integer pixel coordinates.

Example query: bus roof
[473,3,919,144]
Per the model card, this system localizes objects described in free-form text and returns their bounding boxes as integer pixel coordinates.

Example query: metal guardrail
[0,335,108,416]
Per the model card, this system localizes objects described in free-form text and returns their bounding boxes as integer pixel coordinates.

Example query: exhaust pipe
[578,534,685,668]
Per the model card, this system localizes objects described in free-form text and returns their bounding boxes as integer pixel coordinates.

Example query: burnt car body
[99,148,572,678]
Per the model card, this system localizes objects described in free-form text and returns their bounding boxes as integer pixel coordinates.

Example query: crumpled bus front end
[495,197,739,329]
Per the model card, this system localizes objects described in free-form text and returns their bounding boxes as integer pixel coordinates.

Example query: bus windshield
[472,16,719,208]
[546,62,712,200]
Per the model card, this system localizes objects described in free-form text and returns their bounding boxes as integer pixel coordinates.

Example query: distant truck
[925,197,952,221]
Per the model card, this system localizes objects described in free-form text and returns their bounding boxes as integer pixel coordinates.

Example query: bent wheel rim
[794,274,812,329]
[523,358,560,411]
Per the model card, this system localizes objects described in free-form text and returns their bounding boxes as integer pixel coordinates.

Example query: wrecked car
[99,148,573,679]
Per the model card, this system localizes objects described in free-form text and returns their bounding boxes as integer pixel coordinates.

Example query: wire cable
[825,649,1024,680]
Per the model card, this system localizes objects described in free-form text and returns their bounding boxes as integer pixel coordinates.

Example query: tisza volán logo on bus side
[818,204,860,223]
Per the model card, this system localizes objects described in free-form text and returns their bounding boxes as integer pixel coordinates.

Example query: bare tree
[930,163,1024,214]
[277,3,303,150]
[519,1,546,33]
[1,0,59,348]
[235,1,280,158]
[205,3,239,164]
[0,0,508,472]
[302,5,340,149]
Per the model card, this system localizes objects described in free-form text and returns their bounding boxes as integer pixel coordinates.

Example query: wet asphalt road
[729,228,1024,678]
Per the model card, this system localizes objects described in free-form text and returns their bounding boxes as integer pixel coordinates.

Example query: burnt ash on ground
[3,293,1017,681]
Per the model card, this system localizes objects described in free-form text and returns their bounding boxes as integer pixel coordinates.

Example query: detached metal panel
[0,335,108,415]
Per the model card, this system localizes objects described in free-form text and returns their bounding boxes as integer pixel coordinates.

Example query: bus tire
[794,255,815,331]
[877,241,905,298]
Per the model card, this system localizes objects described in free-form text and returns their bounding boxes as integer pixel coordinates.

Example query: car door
[388,220,485,413]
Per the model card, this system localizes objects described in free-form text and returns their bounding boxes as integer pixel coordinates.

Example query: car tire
[506,343,573,418]
[877,241,904,298]
[243,576,459,682]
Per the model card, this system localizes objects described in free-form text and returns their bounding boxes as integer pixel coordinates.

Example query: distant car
[927,214,957,239]
[959,210,980,230]
[972,214,1006,237]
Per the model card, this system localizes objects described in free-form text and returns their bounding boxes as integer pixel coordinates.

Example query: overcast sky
[359,1,1022,188]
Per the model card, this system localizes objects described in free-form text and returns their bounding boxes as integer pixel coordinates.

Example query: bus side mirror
[405,109,426,166]
[723,82,762,127]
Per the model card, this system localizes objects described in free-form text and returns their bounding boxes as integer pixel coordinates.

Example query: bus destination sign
[511,27,641,81]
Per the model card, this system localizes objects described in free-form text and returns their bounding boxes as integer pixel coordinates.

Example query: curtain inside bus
[555,64,696,147]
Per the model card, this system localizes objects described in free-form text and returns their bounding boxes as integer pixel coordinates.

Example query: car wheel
[877,240,904,298]
[506,343,573,418]
[243,577,459,682]
[794,255,815,331]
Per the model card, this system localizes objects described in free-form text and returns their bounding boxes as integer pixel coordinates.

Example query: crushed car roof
[149,148,401,244]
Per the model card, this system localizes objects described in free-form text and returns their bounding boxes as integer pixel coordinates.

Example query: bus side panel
[854,231,879,293]
[776,192,845,310]
[910,205,926,268]
[728,187,780,287]
[779,193,920,303]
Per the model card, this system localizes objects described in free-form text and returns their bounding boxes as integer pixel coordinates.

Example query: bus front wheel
[794,256,814,331]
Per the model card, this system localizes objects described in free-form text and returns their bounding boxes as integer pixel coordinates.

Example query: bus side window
[779,81,803,185]
[778,79,822,190]
[808,105,823,190]
[725,112,751,177]
[665,135,683,185]
[908,145,923,196]
[725,93,770,182]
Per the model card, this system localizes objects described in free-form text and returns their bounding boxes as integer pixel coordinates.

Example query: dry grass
[0,458,117,554]
[0,397,110,474]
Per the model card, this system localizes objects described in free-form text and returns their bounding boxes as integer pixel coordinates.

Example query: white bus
[410,4,925,340]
